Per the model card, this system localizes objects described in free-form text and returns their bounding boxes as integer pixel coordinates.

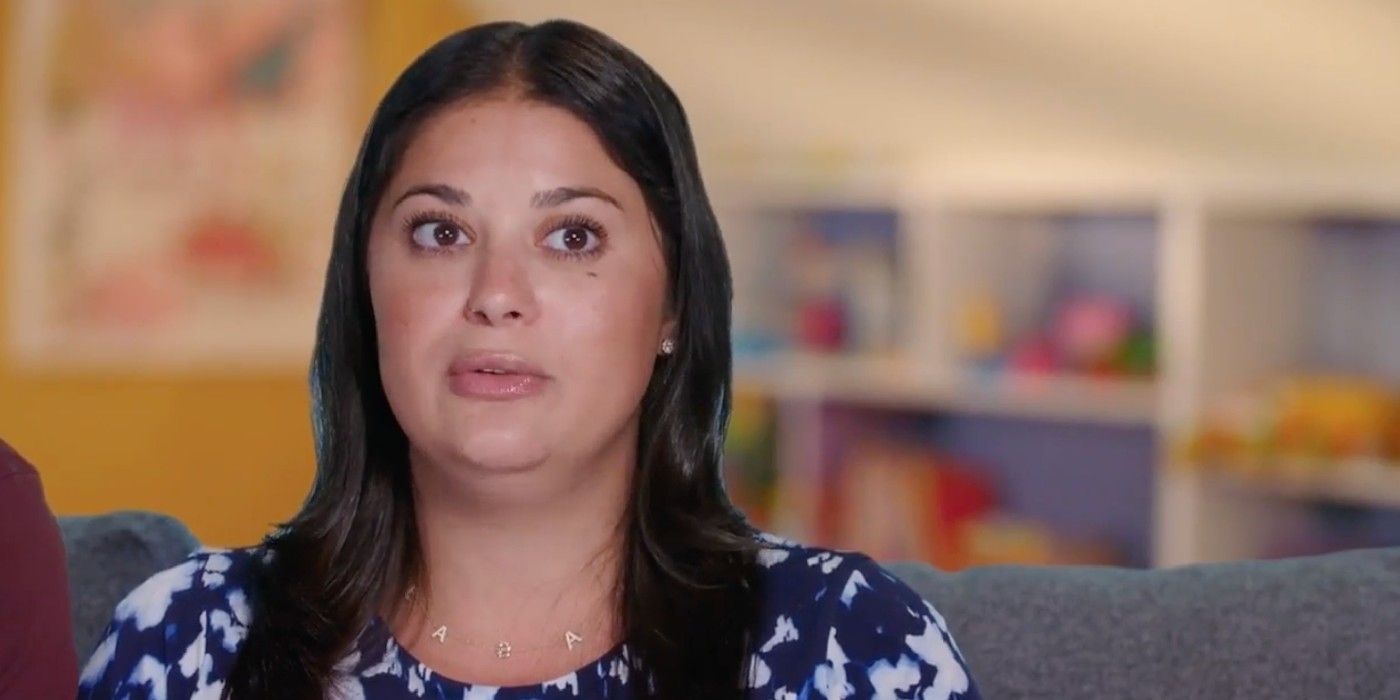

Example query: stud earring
[659,338,675,355]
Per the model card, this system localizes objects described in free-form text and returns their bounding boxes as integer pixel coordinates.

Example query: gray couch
[60,512,1400,698]
[59,511,201,664]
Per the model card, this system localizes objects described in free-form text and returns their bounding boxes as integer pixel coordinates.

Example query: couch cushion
[59,511,201,657]
[888,548,1400,699]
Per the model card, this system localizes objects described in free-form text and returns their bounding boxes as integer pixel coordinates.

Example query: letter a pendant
[564,630,583,651]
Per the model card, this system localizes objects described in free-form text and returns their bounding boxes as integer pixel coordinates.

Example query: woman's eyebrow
[393,183,470,208]
[390,183,622,211]
[531,186,622,211]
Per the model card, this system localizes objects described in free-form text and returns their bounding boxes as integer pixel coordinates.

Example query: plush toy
[1007,333,1059,375]
[795,296,846,351]
[962,514,1120,567]
[1183,377,1399,469]
[1177,389,1271,470]
[954,291,1005,361]
[1272,376,1397,461]
[1117,331,1156,377]
[1052,295,1134,373]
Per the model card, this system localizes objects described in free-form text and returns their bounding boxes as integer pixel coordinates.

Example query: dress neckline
[358,615,632,694]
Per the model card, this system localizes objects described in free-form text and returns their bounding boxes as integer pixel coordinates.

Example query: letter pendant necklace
[405,584,588,660]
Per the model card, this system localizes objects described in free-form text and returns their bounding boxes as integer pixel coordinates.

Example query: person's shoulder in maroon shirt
[0,439,78,698]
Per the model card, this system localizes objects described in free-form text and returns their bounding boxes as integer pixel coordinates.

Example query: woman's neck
[413,468,628,602]
[392,446,633,683]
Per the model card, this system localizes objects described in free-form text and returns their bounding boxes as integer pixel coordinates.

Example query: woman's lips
[446,351,550,400]
[447,371,547,400]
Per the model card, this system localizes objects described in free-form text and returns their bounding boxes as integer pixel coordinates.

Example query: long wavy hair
[223,19,761,699]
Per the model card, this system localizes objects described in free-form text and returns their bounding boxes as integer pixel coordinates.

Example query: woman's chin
[444,434,549,474]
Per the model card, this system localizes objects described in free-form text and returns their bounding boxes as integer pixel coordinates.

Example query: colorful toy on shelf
[1273,377,1398,461]
[831,439,997,571]
[961,515,1121,567]
[1007,333,1059,376]
[1176,389,1272,469]
[967,291,1156,380]
[841,234,899,352]
[1116,330,1156,377]
[763,423,1135,569]
[954,290,1006,362]
[1179,375,1400,470]
[788,225,844,351]
[794,296,846,351]
[927,458,1001,569]
[1051,294,1134,374]
[777,209,899,354]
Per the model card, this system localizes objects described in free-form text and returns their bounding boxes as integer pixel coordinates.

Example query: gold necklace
[403,585,592,660]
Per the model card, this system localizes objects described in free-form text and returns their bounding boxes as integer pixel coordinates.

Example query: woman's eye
[543,225,601,254]
[410,220,468,249]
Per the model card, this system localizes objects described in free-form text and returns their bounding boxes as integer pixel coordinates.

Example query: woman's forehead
[392,98,635,196]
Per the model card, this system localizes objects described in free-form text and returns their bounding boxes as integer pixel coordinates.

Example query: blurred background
[2,0,1398,569]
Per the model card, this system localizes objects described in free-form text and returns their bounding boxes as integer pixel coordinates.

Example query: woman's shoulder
[752,532,911,606]
[749,533,979,698]
[78,547,262,697]
[106,546,260,632]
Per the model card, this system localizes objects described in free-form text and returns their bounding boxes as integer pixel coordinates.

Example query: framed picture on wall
[6,0,359,370]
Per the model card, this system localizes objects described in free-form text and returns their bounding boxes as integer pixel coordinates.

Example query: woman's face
[367,96,674,485]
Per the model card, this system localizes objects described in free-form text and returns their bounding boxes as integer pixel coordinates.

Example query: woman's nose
[463,245,539,327]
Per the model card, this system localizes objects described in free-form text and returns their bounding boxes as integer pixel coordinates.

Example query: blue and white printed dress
[78,534,980,699]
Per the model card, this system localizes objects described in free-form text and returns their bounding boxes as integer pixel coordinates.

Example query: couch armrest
[59,511,201,657]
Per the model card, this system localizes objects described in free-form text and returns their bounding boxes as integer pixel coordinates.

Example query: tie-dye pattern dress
[78,534,980,699]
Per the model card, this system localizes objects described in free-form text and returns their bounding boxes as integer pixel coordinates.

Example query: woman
[79,20,979,699]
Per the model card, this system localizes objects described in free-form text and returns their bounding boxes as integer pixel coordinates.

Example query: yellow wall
[0,1,475,547]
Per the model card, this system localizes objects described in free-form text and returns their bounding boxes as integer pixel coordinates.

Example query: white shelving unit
[713,165,1400,568]
[1154,183,1400,565]
[734,352,1157,426]
[1201,459,1400,511]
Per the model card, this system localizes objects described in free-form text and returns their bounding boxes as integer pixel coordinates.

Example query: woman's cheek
[573,284,654,355]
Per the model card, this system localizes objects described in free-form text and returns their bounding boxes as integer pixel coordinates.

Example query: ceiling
[466,0,1400,178]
